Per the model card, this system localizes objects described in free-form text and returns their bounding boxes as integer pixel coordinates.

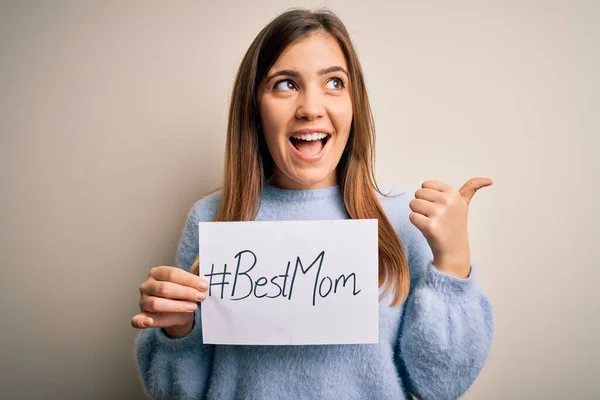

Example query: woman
[131,8,493,400]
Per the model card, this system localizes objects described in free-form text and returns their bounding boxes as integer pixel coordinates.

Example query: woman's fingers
[132,265,205,332]
[141,279,207,302]
[131,312,191,329]
[415,187,445,203]
[140,293,199,313]
[131,313,154,329]
[149,266,208,291]
[409,198,438,217]
[421,179,453,192]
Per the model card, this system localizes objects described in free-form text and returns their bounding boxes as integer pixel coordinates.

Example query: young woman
[131,8,493,400]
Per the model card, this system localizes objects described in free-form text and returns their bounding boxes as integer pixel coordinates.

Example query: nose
[295,87,325,121]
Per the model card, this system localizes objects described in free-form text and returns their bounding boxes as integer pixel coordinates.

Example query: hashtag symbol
[205,263,231,299]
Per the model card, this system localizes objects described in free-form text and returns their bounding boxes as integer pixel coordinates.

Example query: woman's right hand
[131,266,208,338]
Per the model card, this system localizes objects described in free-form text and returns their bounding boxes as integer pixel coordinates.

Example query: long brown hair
[190,8,409,305]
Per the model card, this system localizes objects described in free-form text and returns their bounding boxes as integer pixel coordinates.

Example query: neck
[270,169,337,190]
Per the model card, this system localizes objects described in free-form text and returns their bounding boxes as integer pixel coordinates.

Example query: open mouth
[289,132,330,157]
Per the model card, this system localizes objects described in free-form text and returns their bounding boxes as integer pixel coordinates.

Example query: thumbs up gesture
[408,177,493,278]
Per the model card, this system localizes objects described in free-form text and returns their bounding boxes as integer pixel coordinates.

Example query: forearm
[135,309,214,400]
[397,263,493,400]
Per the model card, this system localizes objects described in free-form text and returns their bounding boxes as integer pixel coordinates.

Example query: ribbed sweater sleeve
[393,195,493,400]
[134,196,219,400]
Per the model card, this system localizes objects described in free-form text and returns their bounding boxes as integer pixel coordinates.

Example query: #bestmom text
[204,250,362,306]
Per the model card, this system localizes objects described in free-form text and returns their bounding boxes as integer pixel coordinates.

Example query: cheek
[330,100,353,136]
[260,98,291,129]
[259,99,280,145]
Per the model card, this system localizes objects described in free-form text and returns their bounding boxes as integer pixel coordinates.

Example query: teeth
[291,132,328,141]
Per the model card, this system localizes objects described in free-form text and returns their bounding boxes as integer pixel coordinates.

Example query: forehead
[270,32,347,72]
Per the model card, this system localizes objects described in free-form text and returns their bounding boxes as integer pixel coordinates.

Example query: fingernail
[198,280,208,290]
[144,318,153,327]
[187,303,198,312]
[196,291,206,301]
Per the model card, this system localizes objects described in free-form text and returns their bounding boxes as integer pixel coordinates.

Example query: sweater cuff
[424,261,481,304]
[153,308,205,350]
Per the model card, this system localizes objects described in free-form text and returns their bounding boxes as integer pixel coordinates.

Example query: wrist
[164,317,195,339]
[433,255,471,279]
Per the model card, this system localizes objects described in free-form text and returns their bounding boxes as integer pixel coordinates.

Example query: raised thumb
[459,177,493,206]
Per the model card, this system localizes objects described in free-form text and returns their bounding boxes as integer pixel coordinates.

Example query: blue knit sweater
[134,184,493,400]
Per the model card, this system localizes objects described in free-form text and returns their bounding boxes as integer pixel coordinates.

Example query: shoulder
[175,189,222,269]
[187,188,222,224]
[376,184,432,276]
[375,184,414,234]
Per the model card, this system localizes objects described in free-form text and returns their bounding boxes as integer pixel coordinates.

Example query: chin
[277,166,337,189]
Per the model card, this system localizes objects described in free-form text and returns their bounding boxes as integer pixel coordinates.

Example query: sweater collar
[262,182,342,201]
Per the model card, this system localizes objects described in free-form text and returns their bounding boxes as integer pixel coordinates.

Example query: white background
[0,0,598,398]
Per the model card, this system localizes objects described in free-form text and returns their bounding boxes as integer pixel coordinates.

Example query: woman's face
[258,32,353,189]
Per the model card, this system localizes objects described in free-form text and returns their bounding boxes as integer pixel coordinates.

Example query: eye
[273,79,297,91]
[325,77,345,90]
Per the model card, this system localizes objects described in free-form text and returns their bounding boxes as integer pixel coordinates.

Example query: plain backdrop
[1,0,598,398]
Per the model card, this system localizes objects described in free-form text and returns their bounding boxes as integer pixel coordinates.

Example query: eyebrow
[264,65,349,84]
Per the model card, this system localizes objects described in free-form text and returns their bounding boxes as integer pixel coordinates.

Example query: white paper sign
[198,219,379,345]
